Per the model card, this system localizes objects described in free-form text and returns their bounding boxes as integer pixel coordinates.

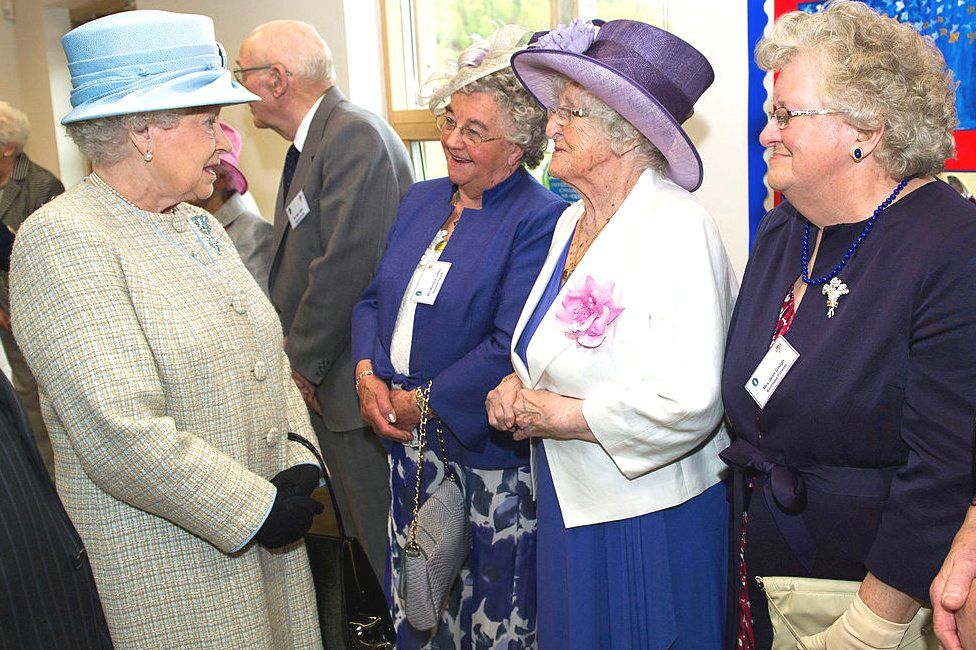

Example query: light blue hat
[61,10,257,125]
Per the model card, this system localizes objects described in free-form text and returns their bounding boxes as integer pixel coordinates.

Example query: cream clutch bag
[757,576,937,650]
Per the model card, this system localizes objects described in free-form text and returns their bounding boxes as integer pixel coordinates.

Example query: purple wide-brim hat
[511,19,714,192]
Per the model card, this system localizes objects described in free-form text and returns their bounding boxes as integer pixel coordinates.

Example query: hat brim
[222,161,248,195]
[511,48,703,192]
[61,70,258,125]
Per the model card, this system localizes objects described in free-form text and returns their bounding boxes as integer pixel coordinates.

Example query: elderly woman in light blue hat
[9,10,326,648]
[486,18,736,648]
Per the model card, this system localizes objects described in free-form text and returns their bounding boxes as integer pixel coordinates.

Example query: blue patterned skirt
[388,442,536,649]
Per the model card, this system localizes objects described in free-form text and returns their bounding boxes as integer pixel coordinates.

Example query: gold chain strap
[406,380,456,553]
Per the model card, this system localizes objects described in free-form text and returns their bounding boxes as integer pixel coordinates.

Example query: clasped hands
[355,361,419,444]
[486,373,594,443]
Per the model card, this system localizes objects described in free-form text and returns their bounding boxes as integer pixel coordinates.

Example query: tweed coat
[10,179,323,649]
[0,152,63,295]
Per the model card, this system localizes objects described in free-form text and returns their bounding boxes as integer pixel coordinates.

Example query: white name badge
[410,260,452,305]
[286,191,311,229]
[745,336,799,409]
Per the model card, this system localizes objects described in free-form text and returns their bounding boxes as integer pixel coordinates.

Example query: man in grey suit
[0,101,63,476]
[237,20,413,576]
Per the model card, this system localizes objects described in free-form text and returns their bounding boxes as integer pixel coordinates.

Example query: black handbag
[288,433,396,649]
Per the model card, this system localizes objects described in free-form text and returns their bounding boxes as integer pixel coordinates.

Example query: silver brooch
[190,214,222,255]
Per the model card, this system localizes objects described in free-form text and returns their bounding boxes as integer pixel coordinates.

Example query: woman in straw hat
[10,10,325,647]
[352,25,565,648]
[487,18,735,648]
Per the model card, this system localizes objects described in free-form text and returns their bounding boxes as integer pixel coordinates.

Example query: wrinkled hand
[931,510,976,650]
[389,389,421,434]
[292,370,321,416]
[486,373,523,432]
[512,388,595,443]
[0,307,10,332]
[256,464,324,548]
[357,371,411,443]
[798,594,910,649]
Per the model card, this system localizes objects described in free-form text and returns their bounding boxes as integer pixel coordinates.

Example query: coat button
[252,361,268,381]
[172,216,188,233]
[73,547,87,570]
[231,294,247,315]
[265,427,280,447]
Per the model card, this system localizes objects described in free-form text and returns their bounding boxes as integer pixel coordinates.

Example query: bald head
[244,20,335,92]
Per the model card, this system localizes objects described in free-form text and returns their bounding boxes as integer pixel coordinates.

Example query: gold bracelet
[355,369,374,395]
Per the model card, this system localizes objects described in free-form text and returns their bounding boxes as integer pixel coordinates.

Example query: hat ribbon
[70,50,223,109]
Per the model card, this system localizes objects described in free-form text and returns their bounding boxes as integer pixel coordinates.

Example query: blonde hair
[755,0,957,178]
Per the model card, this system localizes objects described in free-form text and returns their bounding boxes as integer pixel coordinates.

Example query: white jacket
[512,170,737,527]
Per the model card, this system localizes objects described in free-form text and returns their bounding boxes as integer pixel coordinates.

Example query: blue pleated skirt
[535,443,728,649]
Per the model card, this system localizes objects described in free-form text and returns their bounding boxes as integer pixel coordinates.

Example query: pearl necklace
[88,171,175,214]
[800,177,909,318]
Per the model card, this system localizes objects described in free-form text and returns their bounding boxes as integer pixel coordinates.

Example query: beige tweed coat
[9,180,324,649]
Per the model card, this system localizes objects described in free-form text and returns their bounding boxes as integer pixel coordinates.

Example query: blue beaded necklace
[800,176,909,318]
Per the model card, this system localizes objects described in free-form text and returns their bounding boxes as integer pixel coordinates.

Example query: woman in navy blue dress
[721,3,976,648]
[488,19,736,648]
[351,26,565,648]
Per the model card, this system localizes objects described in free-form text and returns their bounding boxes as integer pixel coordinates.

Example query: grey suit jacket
[270,86,413,432]
[214,192,273,297]
[0,152,63,232]
[0,153,63,307]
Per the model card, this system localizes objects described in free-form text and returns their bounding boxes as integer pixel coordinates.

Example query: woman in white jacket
[487,19,736,649]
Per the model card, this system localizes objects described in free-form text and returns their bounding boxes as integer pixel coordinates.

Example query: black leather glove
[256,464,323,549]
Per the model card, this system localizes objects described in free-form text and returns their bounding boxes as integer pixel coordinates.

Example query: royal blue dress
[515,236,728,649]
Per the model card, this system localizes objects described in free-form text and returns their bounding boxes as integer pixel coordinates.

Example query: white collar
[293,95,324,152]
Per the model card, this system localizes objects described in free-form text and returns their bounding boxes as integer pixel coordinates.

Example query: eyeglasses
[231,64,292,85]
[767,106,840,129]
[547,106,591,126]
[435,114,503,146]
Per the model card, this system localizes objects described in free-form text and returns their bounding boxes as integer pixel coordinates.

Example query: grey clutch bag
[398,381,471,632]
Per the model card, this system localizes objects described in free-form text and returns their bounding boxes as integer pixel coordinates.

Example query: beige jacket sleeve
[10,209,275,554]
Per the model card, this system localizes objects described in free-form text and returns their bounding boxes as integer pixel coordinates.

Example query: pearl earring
[143,151,153,162]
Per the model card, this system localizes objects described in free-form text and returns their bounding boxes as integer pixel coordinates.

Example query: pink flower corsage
[555,275,624,348]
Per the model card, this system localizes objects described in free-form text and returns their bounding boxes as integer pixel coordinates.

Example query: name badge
[410,260,452,305]
[286,191,311,229]
[745,336,799,409]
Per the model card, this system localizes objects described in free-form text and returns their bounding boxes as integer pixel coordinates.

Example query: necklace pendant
[822,276,849,319]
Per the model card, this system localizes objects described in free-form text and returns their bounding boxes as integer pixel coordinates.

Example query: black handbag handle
[287,432,348,537]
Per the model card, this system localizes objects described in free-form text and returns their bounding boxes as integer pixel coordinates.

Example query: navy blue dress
[721,181,976,648]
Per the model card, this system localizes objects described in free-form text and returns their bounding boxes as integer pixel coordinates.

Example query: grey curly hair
[454,68,549,170]
[755,0,957,178]
[0,101,30,153]
[65,110,184,165]
[549,76,667,174]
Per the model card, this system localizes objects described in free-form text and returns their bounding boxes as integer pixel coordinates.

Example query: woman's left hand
[512,388,596,443]
[389,389,421,433]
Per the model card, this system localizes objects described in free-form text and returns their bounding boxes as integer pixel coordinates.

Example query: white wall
[0,11,21,109]
[669,3,751,278]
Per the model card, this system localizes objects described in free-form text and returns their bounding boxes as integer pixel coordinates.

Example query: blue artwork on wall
[799,1,976,129]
